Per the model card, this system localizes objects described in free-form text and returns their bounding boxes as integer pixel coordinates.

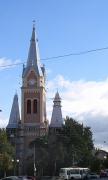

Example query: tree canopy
[29,116,94,176]
[0,129,14,177]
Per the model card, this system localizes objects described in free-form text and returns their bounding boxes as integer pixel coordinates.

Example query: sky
[1,0,108,151]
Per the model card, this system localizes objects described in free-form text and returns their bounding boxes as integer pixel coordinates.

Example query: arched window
[27,99,31,114]
[33,99,37,114]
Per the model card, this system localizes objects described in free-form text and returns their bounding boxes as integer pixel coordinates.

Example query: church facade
[6,25,64,175]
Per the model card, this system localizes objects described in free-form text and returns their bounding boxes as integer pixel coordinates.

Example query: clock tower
[21,25,48,173]
[22,25,47,127]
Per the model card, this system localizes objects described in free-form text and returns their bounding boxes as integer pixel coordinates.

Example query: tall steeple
[50,91,64,128]
[21,24,47,127]
[23,23,43,77]
[7,93,20,128]
[7,25,47,175]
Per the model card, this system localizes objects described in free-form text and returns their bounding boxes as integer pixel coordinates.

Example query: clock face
[28,79,36,85]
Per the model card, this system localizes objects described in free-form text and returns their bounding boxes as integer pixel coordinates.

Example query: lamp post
[16,159,19,175]
[12,159,15,175]
[34,143,36,179]
[10,133,19,175]
[12,159,19,175]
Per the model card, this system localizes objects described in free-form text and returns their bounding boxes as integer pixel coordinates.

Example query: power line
[42,46,108,60]
[0,46,108,68]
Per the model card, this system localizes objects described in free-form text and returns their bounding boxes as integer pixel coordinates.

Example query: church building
[6,25,64,175]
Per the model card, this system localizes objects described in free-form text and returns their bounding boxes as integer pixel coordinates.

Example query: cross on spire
[33,20,35,28]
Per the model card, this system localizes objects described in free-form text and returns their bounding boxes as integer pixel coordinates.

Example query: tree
[0,129,14,177]
[62,117,94,167]
[29,116,94,176]
[29,136,49,176]
[48,132,67,175]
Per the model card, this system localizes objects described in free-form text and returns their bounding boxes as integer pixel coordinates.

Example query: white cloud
[47,75,108,151]
[0,57,21,70]
[0,117,8,128]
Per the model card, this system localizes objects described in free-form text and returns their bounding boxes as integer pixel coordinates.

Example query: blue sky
[1,0,108,150]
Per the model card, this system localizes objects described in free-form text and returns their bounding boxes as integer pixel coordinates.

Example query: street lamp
[104,155,107,160]
[12,159,19,176]
[10,134,19,176]
[34,143,36,179]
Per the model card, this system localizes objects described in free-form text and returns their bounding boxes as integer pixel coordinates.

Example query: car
[40,177,52,180]
[18,177,35,180]
[25,177,35,180]
[0,176,19,180]
[18,177,28,180]
[100,171,107,178]
[87,173,99,179]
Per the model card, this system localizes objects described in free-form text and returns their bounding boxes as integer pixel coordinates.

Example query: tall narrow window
[33,99,37,113]
[27,99,31,114]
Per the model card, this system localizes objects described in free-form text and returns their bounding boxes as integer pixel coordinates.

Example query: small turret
[50,91,64,128]
[7,93,20,128]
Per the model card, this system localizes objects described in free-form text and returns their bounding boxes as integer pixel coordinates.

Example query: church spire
[50,91,64,128]
[27,24,36,67]
[7,93,20,128]
[23,23,43,77]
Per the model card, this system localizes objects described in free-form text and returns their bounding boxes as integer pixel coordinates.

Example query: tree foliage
[0,129,14,177]
[64,117,93,167]
[29,116,94,176]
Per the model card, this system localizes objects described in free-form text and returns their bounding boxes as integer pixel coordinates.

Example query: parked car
[18,177,27,180]
[18,176,35,180]
[25,177,35,180]
[0,176,19,180]
[100,171,107,178]
[87,173,99,179]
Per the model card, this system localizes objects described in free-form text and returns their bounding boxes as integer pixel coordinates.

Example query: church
[6,25,64,175]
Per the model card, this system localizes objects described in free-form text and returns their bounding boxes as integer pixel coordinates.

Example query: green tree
[48,132,67,175]
[0,129,14,177]
[29,116,94,176]
[62,117,94,167]
[29,136,49,176]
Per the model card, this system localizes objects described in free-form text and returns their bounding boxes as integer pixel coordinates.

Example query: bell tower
[21,25,47,166]
[7,25,48,174]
